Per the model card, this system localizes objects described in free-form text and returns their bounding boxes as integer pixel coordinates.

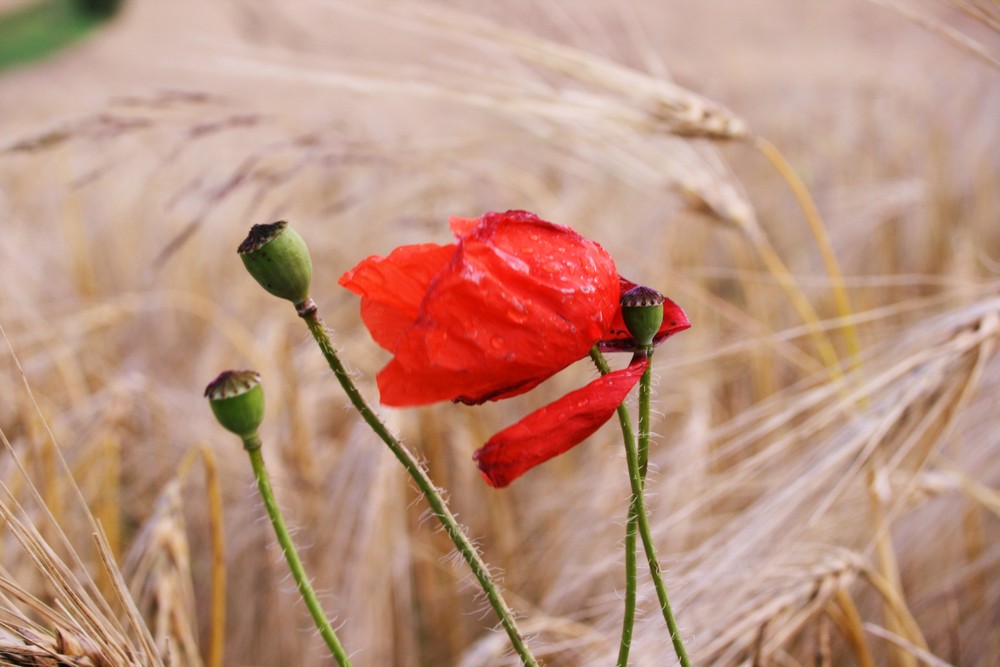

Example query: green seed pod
[238,221,313,306]
[205,370,265,439]
[621,285,665,349]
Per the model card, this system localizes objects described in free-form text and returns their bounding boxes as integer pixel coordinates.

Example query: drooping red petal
[378,211,620,406]
[654,297,692,343]
[338,243,456,352]
[473,358,649,487]
[599,276,691,351]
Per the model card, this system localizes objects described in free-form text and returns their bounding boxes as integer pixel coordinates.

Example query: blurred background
[1,1,998,665]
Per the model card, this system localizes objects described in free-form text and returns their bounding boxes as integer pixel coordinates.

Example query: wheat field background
[1,1,998,666]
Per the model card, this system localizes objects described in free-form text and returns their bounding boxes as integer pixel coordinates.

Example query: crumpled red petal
[473,358,650,487]
[376,211,620,406]
[338,243,456,353]
[599,277,692,351]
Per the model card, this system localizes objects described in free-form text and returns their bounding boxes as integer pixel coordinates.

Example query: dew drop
[490,336,505,350]
[507,308,528,324]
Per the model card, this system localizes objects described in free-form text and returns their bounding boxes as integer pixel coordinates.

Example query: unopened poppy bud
[621,285,665,349]
[238,221,313,306]
[205,370,265,440]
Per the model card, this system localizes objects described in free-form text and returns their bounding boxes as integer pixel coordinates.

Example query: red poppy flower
[339,210,689,487]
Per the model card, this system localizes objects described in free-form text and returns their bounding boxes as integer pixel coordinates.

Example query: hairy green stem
[630,360,690,666]
[241,433,353,667]
[618,502,640,666]
[589,348,639,667]
[297,300,538,667]
[590,347,690,667]
[637,352,653,480]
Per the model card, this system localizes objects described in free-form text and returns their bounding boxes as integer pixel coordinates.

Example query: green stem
[240,433,353,667]
[637,351,653,480]
[297,300,538,667]
[618,503,640,667]
[589,348,638,667]
[590,347,691,667]
[631,359,690,666]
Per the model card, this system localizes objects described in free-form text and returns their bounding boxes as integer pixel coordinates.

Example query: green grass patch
[0,0,115,71]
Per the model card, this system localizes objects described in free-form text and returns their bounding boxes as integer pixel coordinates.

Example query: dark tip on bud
[205,370,265,439]
[239,221,313,306]
[238,221,288,255]
[204,369,261,399]
[621,285,665,309]
[621,285,665,350]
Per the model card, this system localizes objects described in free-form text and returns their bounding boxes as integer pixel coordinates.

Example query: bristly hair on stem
[206,371,354,666]
[297,303,540,667]
[590,345,690,667]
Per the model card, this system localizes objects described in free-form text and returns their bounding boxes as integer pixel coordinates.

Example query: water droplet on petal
[490,336,505,350]
[507,308,528,324]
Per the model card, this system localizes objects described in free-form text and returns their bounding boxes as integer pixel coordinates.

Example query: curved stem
[618,508,639,667]
[240,433,353,667]
[590,349,639,667]
[298,301,538,667]
[629,369,690,666]
[591,347,690,667]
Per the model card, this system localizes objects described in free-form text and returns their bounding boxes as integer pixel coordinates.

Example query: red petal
[377,358,554,407]
[599,277,691,351]
[654,297,692,345]
[338,243,456,352]
[379,211,620,406]
[473,358,649,487]
[448,216,479,238]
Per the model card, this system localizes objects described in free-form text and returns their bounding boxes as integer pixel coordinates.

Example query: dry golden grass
[0,1,998,665]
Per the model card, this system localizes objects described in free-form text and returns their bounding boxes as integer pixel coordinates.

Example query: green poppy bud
[205,370,265,440]
[238,221,313,306]
[621,285,665,350]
